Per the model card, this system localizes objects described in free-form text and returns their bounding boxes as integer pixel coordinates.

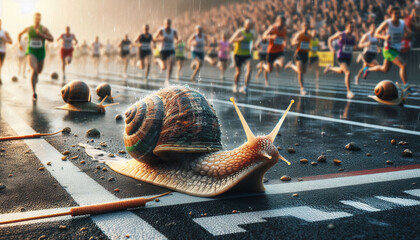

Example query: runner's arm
[229,29,244,44]
[328,31,341,52]
[17,27,29,44]
[73,35,78,46]
[262,26,275,40]
[291,32,301,47]
[40,27,54,42]
[374,21,389,41]
[4,31,13,44]
[153,29,163,42]
[173,30,179,43]
[357,33,369,49]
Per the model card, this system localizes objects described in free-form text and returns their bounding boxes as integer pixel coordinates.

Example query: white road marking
[340,201,381,212]
[0,103,167,239]
[193,206,352,236]
[375,196,420,206]
[404,189,420,197]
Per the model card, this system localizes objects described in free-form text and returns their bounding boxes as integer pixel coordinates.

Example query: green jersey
[26,25,46,60]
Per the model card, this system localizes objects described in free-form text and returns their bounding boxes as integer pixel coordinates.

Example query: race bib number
[30,39,43,48]
[196,42,204,49]
[274,37,284,45]
[64,40,72,49]
[123,44,130,51]
[342,45,353,53]
[240,42,250,50]
[0,39,3,46]
[141,42,150,50]
[368,44,377,52]
[311,46,318,51]
[163,40,174,49]
[391,33,403,43]
[300,41,310,50]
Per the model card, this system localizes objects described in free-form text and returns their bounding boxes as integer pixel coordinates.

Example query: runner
[188,25,207,82]
[308,29,320,82]
[255,34,269,86]
[79,40,89,71]
[0,19,13,85]
[355,23,380,85]
[229,19,255,94]
[363,6,410,86]
[205,36,218,66]
[17,36,28,78]
[153,18,179,86]
[17,13,53,101]
[175,36,185,81]
[91,36,102,76]
[135,24,153,80]
[119,34,131,78]
[324,21,357,99]
[57,26,78,81]
[104,39,113,70]
[285,22,311,95]
[262,15,287,86]
[217,32,230,80]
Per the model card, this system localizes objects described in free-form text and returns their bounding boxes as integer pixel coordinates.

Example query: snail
[95,83,118,103]
[106,86,294,197]
[57,80,118,113]
[51,72,59,80]
[368,80,410,106]
[11,76,18,82]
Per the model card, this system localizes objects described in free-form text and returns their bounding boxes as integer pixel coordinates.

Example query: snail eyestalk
[267,100,295,143]
[262,153,272,159]
[278,153,291,165]
[230,97,256,144]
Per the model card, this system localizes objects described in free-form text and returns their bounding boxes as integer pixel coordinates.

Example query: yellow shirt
[309,38,319,58]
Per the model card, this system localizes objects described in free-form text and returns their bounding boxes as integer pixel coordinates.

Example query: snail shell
[106,86,294,197]
[369,80,409,106]
[96,83,114,103]
[51,72,59,80]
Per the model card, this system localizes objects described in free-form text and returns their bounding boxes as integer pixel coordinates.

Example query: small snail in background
[11,76,18,82]
[106,86,294,197]
[51,72,59,80]
[57,80,118,113]
[95,83,118,103]
[368,80,410,106]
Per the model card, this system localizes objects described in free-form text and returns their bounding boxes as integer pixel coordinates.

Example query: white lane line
[340,201,381,212]
[0,103,166,239]
[375,196,420,206]
[193,206,352,236]
[404,189,420,197]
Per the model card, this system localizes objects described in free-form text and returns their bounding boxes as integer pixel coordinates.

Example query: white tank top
[0,30,6,53]
[62,34,74,49]
[364,33,378,53]
[260,40,269,54]
[386,19,405,51]
[105,44,112,54]
[161,28,175,51]
[93,42,101,55]
[191,34,205,53]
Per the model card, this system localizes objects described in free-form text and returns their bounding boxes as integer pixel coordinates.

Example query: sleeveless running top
[233,29,253,56]
[175,42,185,57]
[260,40,269,54]
[138,33,152,51]
[267,26,286,53]
[296,32,311,53]
[385,19,405,51]
[364,33,378,53]
[26,25,46,60]
[161,28,175,51]
[121,39,131,53]
[191,33,205,53]
[309,38,319,58]
[105,44,112,54]
[62,34,74,49]
[337,32,355,59]
[0,30,6,52]
[218,41,230,59]
[93,42,101,55]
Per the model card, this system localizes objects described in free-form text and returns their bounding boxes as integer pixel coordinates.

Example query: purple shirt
[337,32,355,59]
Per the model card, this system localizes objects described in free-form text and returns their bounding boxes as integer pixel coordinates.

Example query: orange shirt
[267,26,287,53]
[296,32,311,53]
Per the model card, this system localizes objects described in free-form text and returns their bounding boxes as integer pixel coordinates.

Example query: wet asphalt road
[0,57,419,240]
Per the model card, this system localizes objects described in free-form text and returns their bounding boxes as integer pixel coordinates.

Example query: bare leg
[314,61,319,81]
[145,55,151,80]
[190,59,202,81]
[368,60,391,73]
[392,57,407,84]
[244,60,252,87]
[165,56,174,84]
[28,55,41,99]
[233,66,241,92]
[341,63,354,99]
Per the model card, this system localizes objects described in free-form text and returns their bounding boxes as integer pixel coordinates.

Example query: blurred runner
[324,21,357,99]
[308,29,320,83]
[79,40,89,71]
[205,36,218,66]
[18,36,28,78]
[355,23,379,85]
[119,34,131,78]
[285,22,311,95]
[217,32,230,80]
[18,13,54,101]
[135,24,153,80]
[154,18,179,86]
[255,34,269,86]
[230,19,255,94]
[175,36,185,81]
[188,25,206,82]
[57,26,78,81]
[104,40,113,70]
[91,36,102,76]
[0,19,13,85]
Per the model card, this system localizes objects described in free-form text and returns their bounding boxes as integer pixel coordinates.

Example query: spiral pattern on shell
[61,80,91,103]
[96,83,112,99]
[124,86,222,162]
[374,80,398,101]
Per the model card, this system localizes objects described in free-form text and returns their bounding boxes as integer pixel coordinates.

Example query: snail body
[96,83,117,103]
[107,86,294,197]
[57,80,118,113]
[368,80,410,106]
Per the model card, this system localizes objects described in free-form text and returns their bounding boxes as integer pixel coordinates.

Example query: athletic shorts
[92,54,100,58]
[60,48,73,59]
[338,57,351,66]
[0,52,5,63]
[309,56,319,64]
[267,52,284,64]
[234,55,251,68]
[139,50,151,59]
[192,51,204,61]
[208,52,218,58]
[383,48,399,62]
[259,53,267,61]
[121,51,130,58]
[363,52,377,64]
[176,56,185,61]
[295,52,309,64]
[218,58,228,63]
[160,50,175,61]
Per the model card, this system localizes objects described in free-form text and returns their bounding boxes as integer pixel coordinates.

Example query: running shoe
[362,67,369,79]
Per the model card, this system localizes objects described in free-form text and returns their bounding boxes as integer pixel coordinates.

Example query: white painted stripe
[193,206,352,236]
[404,189,420,198]
[0,103,166,239]
[375,196,420,206]
[340,200,381,212]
